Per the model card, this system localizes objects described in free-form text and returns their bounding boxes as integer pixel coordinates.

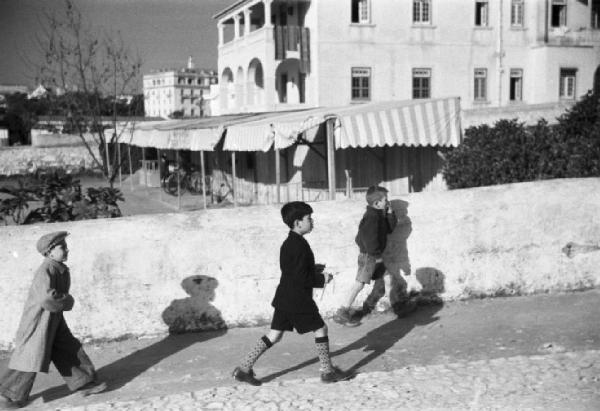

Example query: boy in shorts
[232,201,352,386]
[334,185,413,325]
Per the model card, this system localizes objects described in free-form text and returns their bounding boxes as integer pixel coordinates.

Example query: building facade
[214,0,600,114]
[143,57,218,118]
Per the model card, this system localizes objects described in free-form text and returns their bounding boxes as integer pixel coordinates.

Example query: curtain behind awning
[333,97,461,149]
[223,109,327,151]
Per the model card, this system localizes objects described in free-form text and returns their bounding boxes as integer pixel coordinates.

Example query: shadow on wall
[162,275,227,333]
[30,275,227,401]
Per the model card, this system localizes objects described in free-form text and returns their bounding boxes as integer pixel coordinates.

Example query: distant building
[0,84,29,95]
[0,84,29,109]
[143,57,218,118]
[213,0,600,115]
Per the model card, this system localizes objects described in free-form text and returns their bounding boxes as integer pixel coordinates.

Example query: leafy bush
[0,169,124,225]
[443,92,600,189]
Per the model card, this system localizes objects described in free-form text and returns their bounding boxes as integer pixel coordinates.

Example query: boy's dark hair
[281,201,313,229]
[366,185,388,205]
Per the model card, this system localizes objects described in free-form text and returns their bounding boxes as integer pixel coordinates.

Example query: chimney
[187,56,195,70]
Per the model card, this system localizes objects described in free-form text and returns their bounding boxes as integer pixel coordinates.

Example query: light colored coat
[9,258,74,372]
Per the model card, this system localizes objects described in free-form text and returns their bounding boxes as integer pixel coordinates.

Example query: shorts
[271,309,325,334]
[355,253,387,284]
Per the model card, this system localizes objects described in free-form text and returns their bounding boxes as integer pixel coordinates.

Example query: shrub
[443,92,600,189]
[0,169,124,225]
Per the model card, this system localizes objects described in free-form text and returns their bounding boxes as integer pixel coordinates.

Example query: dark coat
[355,206,398,258]
[271,231,325,314]
[9,258,75,372]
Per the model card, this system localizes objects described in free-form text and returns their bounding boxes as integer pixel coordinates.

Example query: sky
[0,0,237,89]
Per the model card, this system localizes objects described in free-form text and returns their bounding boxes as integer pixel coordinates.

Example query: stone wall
[0,178,598,350]
[0,144,100,176]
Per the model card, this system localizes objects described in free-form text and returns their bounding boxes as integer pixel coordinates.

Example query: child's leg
[51,317,96,391]
[344,281,365,308]
[313,325,333,374]
[238,330,283,373]
[0,368,36,404]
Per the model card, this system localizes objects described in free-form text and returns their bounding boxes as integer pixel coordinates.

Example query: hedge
[443,92,600,189]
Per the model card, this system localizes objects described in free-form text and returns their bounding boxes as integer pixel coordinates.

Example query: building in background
[213,0,600,116]
[143,57,218,118]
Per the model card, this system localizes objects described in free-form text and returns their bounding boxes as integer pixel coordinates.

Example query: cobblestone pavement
[60,350,599,411]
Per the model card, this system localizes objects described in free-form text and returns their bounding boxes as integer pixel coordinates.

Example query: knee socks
[240,335,273,372]
[315,336,333,374]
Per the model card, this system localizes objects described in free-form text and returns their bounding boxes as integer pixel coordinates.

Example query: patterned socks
[315,336,333,374]
[240,335,273,373]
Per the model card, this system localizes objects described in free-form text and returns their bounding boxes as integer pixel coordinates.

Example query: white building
[214,0,600,115]
[143,57,218,118]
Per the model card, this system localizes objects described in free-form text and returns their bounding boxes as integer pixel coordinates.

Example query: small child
[0,231,106,409]
[334,185,412,325]
[232,201,352,385]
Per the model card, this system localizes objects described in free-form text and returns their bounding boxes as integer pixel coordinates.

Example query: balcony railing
[274,25,311,73]
[547,27,600,46]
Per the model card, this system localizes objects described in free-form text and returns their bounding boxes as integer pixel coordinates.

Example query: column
[244,8,252,36]
[217,22,224,46]
[264,0,273,28]
[233,14,241,40]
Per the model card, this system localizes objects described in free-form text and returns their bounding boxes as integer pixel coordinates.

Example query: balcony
[219,25,310,73]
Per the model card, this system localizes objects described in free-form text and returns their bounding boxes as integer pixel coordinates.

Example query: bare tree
[35,0,142,187]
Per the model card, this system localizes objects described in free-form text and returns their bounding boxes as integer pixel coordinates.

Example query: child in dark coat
[334,185,414,325]
[0,231,106,409]
[232,201,352,385]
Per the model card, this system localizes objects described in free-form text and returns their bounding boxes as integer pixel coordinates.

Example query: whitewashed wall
[0,178,598,350]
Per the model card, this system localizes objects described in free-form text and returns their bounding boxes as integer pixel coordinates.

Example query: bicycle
[162,165,209,196]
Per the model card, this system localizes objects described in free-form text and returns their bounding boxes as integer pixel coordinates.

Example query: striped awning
[121,97,461,152]
[333,97,461,149]
[123,114,260,151]
[222,97,461,151]
[223,109,327,151]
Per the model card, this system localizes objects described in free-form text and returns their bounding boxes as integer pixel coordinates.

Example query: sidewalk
[4,289,599,410]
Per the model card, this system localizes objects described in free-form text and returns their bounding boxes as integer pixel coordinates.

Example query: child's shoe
[333,308,360,326]
[320,366,354,383]
[78,381,107,396]
[0,394,26,409]
[392,300,417,318]
[232,367,262,386]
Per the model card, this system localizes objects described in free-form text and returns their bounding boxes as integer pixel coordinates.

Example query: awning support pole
[200,150,207,210]
[176,150,181,210]
[117,140,122,187]
[127,144,134,191]
[326,118,336,200]
[275,148,281,204]
[157,149,163,202]
[232,151,237,207]
[142,147,147,188]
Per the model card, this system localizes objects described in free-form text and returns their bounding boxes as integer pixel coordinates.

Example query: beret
[36,231,69,256]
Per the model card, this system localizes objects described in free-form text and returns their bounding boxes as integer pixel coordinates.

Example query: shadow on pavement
[260,260,446,383]
[30,275,227,402]
[260,302,443,383]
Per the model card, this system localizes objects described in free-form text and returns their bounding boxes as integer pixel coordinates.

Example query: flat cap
[36,231,69,256]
